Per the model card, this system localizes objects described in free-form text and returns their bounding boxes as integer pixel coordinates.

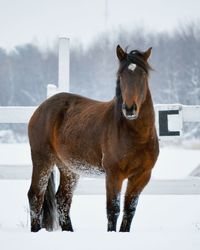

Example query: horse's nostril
[132,103,137,111]
[123,103,137,113]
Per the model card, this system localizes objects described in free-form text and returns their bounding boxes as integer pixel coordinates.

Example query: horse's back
[29,92,101,142]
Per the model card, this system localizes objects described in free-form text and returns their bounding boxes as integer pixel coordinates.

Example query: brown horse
[28,45,159,232]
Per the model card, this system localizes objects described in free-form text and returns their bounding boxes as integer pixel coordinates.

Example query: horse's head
[116,45,152,120]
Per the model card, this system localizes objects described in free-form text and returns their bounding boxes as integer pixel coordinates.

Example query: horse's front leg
[106,171,123,232]
[119,170,151,232]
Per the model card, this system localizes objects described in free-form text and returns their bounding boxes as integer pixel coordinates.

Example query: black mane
[115,77,123,122]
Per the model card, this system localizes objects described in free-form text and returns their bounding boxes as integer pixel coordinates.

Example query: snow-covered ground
[1,180,200,250]
[0,143,200,249]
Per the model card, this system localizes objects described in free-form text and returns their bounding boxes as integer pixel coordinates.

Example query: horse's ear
[116,45,126,61]
[142,47,152,61]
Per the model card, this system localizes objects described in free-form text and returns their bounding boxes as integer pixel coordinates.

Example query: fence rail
[0,106,36,123]
[0,105,200,135]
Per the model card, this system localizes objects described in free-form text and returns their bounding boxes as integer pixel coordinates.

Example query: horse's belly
[66,159,105,177]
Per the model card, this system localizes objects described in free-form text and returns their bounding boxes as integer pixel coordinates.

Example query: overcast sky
[0,0,200,50]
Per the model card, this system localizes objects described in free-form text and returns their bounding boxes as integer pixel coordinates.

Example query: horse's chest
[104,141,157,176]
[118,151,142,170]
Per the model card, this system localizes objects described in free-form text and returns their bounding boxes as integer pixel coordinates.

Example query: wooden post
[58,37,70,92]
[47,37,70,98]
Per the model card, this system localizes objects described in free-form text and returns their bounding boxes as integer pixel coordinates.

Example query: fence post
[47,84,58,98]
[47,37,70,98]
[58,37,70,92]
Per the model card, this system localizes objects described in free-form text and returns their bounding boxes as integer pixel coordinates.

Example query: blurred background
[0,0,200,141]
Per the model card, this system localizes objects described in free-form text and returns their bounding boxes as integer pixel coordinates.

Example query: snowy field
[0,143,200,249]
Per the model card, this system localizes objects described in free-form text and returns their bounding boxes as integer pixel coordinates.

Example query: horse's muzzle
[122,103,138,120]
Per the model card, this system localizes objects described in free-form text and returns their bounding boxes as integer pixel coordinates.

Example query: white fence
[0,38,200,195]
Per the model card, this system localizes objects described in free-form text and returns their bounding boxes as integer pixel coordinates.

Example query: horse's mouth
[123,112,138,120]
[124,113,138,120]
[122,104,138,120]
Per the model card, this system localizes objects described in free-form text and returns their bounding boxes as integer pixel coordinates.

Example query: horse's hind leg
[56,165,79,231]
[28,151,54,232]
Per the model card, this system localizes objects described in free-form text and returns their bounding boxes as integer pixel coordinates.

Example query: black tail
[42,171,57,231]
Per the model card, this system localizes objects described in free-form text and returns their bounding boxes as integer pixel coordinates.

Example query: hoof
[61,225,74,232]
[60,217,74,232]
[31,223,41,232]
